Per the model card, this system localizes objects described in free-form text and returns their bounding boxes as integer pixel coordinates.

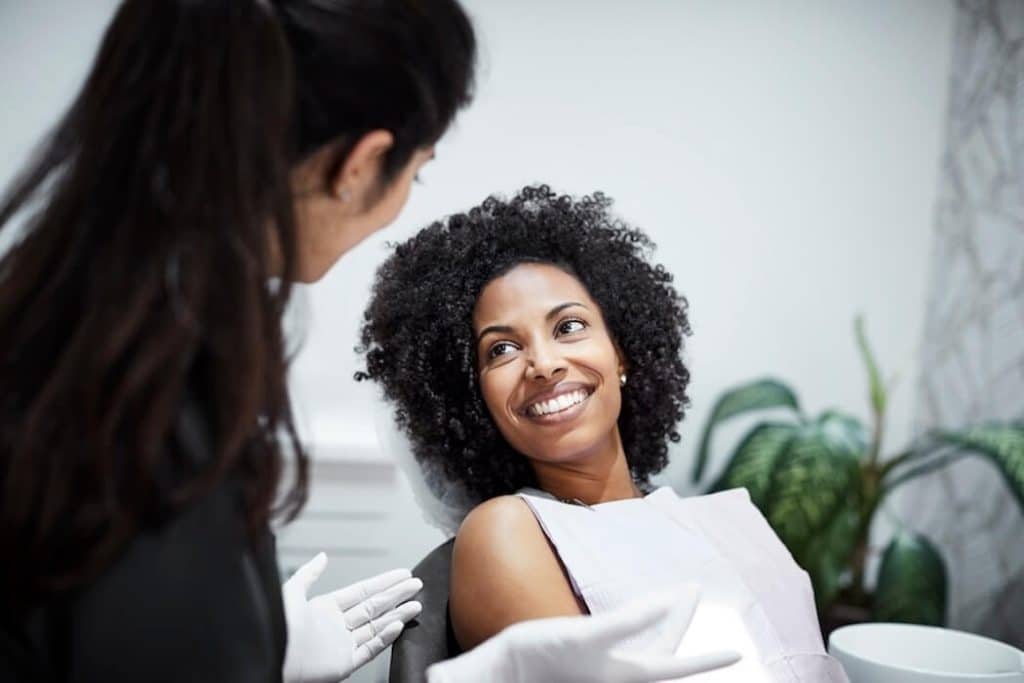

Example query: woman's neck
[529,428,641,505]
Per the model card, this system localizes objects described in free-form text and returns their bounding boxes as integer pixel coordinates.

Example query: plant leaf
[763,425,862,607]
[933,423,1024,511]
[854,315,886,415]
[873,530,947,625]
[883,449,971,491]
[710,423,796,508]
[816,410,870,459]
[765,430,858,550]
[798,503,860,608]
[691,379,800,483]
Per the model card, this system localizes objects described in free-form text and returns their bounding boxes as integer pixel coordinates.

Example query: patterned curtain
[903,0,1023,646]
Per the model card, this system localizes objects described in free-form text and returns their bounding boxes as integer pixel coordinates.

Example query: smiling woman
[357,185,691,505]
[358,186,850,680]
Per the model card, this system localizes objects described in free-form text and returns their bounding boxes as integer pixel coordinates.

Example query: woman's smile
[520,382,595,424]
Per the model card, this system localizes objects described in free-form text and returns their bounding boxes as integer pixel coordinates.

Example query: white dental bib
[515,487,849,682]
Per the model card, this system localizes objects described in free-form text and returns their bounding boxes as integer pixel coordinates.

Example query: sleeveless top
[515,486,849,682]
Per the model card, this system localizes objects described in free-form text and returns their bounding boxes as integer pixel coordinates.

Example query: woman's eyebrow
[476,324,514,343]
[546,301,588,320]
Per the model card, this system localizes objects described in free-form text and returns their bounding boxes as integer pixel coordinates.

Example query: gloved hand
[426,585,740,683]
[282,553,423,683]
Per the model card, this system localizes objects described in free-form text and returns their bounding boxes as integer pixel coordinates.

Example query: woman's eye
[488,341,518,359]
[557,319,587,336]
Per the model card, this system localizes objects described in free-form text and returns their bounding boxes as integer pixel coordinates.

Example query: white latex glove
[426,585,740,683]
[282,553,423,683]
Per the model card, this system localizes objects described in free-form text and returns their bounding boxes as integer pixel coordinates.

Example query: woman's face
[473,262,626,466]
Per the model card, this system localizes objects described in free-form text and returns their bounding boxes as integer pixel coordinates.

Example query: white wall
[0,1,119,187]
[291,0,955,493]
[0,2,957,675]
[0,0,955,494]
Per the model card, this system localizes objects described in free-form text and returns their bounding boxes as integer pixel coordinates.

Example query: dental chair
[389,539,462,683]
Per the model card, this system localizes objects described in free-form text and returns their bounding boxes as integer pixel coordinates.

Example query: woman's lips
[527,392,591,425]
[521,386,594,425]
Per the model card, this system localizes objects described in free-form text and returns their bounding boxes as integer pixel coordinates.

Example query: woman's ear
[328,129,395,205]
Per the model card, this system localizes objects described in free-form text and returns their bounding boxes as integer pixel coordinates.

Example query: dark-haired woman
[359,186,851,682]
[0,1,473,680]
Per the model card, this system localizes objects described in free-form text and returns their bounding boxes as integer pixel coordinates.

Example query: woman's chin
[525,430,615,465]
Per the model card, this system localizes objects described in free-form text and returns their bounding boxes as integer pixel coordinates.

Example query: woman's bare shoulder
[454,495,542,557]
[449,495,582,650]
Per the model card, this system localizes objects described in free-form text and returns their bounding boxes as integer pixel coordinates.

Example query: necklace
[557,496,595,510]
[555,484,648,509]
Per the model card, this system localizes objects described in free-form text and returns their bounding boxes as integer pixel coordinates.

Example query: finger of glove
[342,576,423,629]
[351,600,422,647]
[351,619,404,671]
[644,583,700,655]
[572,591,675,648]
[330,568,413,612]
[285,552,328,596]
[610,649,742,682]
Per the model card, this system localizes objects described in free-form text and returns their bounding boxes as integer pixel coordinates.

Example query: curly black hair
[357,185,691,505]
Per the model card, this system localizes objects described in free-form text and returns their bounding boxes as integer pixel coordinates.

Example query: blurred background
[2,1,1020,680]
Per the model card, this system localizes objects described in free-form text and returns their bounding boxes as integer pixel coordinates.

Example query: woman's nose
[525,343,568,381]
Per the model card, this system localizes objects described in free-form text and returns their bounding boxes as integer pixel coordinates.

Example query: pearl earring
[336,187,351,202]
[619,373,628,387]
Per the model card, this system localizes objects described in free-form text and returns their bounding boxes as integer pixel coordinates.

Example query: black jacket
[1,402,287,682]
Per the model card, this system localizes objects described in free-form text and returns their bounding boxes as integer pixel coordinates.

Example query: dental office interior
[2,1,1022,681]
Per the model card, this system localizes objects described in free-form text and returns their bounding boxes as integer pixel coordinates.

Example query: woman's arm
[449,496,583,650]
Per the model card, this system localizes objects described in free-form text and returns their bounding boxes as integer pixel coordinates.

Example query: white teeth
[527,389,589,417]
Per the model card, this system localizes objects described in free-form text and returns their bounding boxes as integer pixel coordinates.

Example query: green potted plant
[687,316,1024,629]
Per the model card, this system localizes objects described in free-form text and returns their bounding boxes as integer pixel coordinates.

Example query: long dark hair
[0,0,475,611]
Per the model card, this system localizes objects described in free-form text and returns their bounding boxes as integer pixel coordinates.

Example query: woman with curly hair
[359,185,849,681]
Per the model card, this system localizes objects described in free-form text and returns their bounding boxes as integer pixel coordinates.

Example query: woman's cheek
[481,370,514,424]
